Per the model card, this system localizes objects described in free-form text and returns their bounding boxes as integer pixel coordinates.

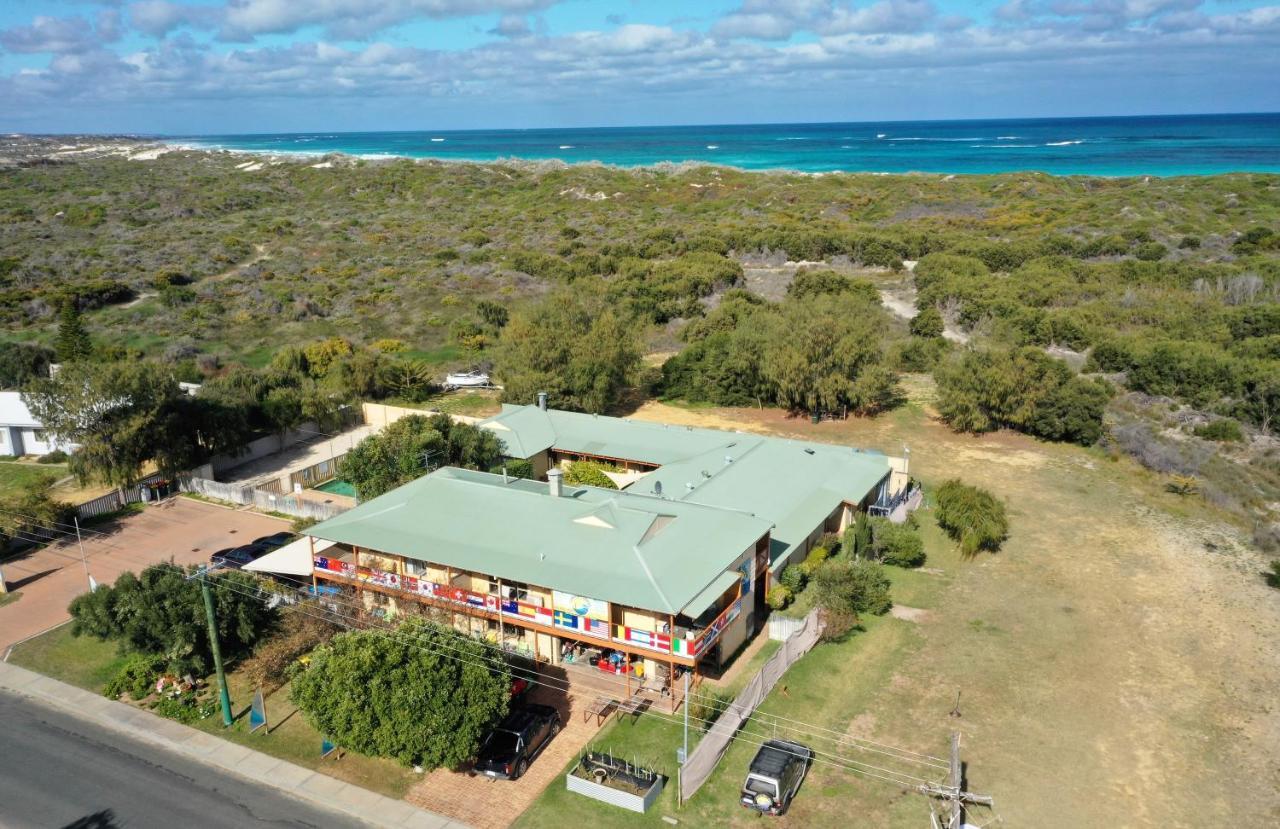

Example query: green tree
[55,299,92,362]
[761,294,897,416]
[290,620,511,769]
[0,342,53,389]
[934,479,1008,558]
[909,306,945,338]
[811,559,892,617]
[23,362,229,488]
[341,414,505,500]
[495,292,641,413]
[68,564,275,674]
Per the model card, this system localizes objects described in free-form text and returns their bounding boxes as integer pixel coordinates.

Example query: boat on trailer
[443,369,491,390]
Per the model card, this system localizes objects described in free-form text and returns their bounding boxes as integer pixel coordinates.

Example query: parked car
[210,543,269,570]
[473,703,561,780]
[252,531,295,549]
[740,739,813,816]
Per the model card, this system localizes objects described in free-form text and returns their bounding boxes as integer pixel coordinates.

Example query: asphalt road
[0,691,371,829]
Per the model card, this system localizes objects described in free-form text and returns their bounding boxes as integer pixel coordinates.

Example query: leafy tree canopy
[934,479,1009,558]
[69,564,275,674]
[341,413,505,500]
[290,619,511,769]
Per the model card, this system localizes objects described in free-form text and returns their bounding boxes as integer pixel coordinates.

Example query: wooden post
[949,733,962,829]
[669,659,677,713]
[309,536,317,595]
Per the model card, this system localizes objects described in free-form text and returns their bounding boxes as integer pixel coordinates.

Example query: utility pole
[920,732,993,829]
[199,568,234,727]
[682,670,689,763]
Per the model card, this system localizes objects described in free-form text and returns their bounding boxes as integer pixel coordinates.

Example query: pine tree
[55,299,92,362]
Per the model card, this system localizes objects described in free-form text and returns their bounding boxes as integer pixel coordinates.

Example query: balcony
[310,549,746,662]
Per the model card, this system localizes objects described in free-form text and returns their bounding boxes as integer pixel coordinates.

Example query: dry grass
[624,384,1280,827]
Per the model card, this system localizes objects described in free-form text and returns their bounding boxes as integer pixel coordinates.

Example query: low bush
[766,584,792,610]
[563,460,618,489]
[934,480,1008,557]
[778,565,806,594]
[103,653,165,700]
[869,518,926,567]
[1267,561,1280,590]
[241,607,342,694]
[151,691,217,724]
[797,545,831,578]
[811,559,892,617]
[1193,419,1244,443]
[37,450,68,464]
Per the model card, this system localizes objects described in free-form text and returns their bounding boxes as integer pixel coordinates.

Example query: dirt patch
[889,605,929,623]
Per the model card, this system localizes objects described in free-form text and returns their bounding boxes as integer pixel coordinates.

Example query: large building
[297,405,911,701]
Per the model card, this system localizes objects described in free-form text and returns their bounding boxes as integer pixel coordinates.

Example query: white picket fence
[180,476,349,521]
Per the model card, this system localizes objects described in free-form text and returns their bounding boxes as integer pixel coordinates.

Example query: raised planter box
[566,753,664,813]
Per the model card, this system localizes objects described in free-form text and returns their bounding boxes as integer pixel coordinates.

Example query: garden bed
[565,752,664,813]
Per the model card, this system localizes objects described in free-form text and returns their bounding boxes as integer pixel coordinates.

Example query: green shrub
[779,565,806,594]
[909,306,945,338]
[103,653,165,700]
[811,559,891,617]
[1134,241,1167,261]
[798,545,831,577]
[1193,419,1244,443]
[563,460,618,489]
[151,691,217,724]
[934,480,1008,557]
[869,519,926,567]
[37,450,68,464]
[765,584,792,610]
[490,459,535,480]
[1267,561,1280,590]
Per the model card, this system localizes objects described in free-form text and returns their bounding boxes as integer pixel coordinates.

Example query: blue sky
[1,0,1277,134]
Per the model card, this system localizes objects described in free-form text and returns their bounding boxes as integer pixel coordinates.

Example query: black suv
[473,703,561,780]
[210,543,268,570]
[740,739,813,816]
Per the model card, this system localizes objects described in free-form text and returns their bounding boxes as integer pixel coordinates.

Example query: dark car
[252,531,295,549]
[740,739,813,816]
[210,543,269,570]
[473,703,561,780]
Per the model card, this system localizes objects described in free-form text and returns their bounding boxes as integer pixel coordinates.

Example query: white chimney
[547,467,563,497]
[537,391,548,411]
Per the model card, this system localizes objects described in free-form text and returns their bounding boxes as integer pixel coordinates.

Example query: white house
[0,392,76,456]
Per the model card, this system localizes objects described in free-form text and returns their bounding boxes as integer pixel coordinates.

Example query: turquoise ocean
[173,112,1280,176]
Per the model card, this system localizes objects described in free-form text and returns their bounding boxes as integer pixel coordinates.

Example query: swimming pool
[313,479,356,497]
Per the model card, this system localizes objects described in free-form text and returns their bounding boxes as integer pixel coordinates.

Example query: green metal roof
[482,405,741,465]
[481,405,892,572]
[636,438,890,572]
[307,466,771,617]
[682,570,743,621]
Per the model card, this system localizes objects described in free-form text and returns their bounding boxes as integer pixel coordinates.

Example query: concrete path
[0,498,289,652]
[0,661,468,829]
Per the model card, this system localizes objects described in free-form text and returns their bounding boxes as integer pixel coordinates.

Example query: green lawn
[517,511,961,828]
[8,623,419,799]
[0,590,22,609]
[8,624,129,691]
[0,461,66,499]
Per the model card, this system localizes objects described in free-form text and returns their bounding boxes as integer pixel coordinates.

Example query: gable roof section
[481,405,892,571]
[307,466,771,616]
[0,392,43,428]
[635,437,891,571]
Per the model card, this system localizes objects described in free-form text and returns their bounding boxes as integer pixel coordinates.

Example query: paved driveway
[0,498,290,653]
[406,679,618,829]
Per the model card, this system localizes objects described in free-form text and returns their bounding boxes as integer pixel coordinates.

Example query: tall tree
[494,292,641,413]
[0,342,54,389]
[55,299,92,362]
[24,362,199,487]
[341,414,505,500]
[291,619,511,769]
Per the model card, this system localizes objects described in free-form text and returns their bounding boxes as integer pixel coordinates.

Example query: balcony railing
[312,554,744,660]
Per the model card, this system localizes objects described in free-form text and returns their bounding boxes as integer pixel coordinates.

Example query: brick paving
[0,498,290,652]
[406,679,639,829]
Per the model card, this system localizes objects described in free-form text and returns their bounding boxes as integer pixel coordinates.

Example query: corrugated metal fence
[679,609,824,804]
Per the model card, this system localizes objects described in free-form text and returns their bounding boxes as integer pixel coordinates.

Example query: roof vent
[547,468,563,498]
[701,470,712,479]
[653,480,664,497]
[536,391,547,410]
[686,482,695,492]
[804,448,815,455]
[724,455,733,466]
